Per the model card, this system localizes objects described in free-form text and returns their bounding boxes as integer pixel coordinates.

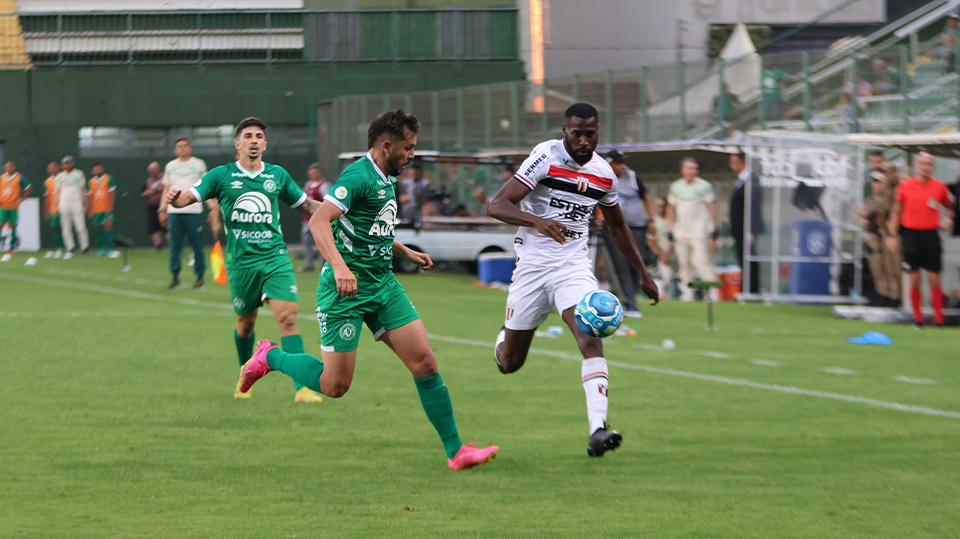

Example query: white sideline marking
[4,271,958,420]
[894,376,938,385]
[633,343,667,351]
[820,367,857,375]
[427,335,960,420]
[750,359,781,367]
[692,350,730,359]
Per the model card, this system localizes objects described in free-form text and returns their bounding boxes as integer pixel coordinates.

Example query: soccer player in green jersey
[236,110,499,470]
[163,117,324,404]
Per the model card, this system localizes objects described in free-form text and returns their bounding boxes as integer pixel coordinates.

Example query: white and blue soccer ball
[574,290,624,338]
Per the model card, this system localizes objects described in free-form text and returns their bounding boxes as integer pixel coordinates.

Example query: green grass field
[1,249,959,538]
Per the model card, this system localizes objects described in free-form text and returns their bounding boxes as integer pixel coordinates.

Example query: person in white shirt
[53,155,89,258]
[488,103,659,458]
[159,137,220,290]
[667,157,720,301]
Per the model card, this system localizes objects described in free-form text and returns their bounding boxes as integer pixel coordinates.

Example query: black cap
[605,150,626,164]
[410,159,423,170]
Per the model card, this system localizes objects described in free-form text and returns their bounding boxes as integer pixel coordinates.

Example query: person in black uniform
[728,152,764,294]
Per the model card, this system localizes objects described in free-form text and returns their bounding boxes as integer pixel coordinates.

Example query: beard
[386,153,409,177]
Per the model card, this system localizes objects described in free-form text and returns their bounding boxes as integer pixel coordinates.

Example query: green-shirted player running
[164,117,324,404]
[237,110,499,470]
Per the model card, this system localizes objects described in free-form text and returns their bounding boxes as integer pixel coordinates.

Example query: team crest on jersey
[230,180,244,189]
[576,176,589,193]
[231,192,273,223]
[263,179,276,193]
[368,200,397,237]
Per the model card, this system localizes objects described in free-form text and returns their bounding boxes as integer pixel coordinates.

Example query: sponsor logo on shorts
[339,323,356,340]
[263,179,276,193]
[335,186,348,200]
[231,192,273,224]
[290,285,298,294]
[234,297,245,309]
[317,310,328,334]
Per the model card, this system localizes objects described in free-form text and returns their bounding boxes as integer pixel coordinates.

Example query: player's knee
[496,348,525,374]
[236,319,255,337]
[408,349,438,378]
[322,381,351,398]
[278,314,298,334]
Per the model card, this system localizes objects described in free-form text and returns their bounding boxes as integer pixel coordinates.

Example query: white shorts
[504,261,598,330]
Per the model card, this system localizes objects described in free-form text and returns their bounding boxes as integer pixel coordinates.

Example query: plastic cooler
[477,252,516,284]
[790,220,832,296]
[715,265,742,301]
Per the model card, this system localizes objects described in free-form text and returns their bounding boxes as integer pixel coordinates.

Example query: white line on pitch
[428,334,960,420]
[750,359,781,367]
[6,271,958,420]
[894,376,938,385]
[820,367,857,375]
[692,350,730,359]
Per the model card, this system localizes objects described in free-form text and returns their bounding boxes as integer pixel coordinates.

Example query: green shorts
[315,270,420,353]
[0,208,18,226]
[92,212,114,227]
[228,258,299,316]
[49,213,60,228]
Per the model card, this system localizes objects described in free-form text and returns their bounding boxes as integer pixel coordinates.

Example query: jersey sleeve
[108,175,116,190]
[279,169,307,208]
[667,182,678,206]
[514,143,552,190]
[702,181,716,203]
[599,174,620,207]
[20,175,30,190]
[189,168,219,202]
[163,163,173,186]
[324,169,368,215]
[940,183,955,206]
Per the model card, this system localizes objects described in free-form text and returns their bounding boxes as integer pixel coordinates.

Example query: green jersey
[190,161,306,269]
[324,154,398,284]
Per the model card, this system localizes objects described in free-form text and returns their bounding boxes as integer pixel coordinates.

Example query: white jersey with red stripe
[513,139,619,267]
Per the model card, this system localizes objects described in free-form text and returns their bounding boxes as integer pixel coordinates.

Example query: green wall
[0,59,524,249]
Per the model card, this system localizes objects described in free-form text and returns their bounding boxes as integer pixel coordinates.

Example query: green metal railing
[0,8,519,66]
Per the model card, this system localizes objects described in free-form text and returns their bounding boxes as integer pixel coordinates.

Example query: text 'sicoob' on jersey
[512,139,619,266]
[190,161,306,269]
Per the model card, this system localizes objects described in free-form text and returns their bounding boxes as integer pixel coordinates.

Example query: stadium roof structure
[846,132,960,158]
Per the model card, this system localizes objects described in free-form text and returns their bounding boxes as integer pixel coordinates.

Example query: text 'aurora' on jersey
[513,139,619,267]
[190,161,307,269]
[323,154,400,284]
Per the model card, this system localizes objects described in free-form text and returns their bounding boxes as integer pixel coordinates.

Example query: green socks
[9,228,17,250]
[280,335,306,391]
[54,229,64,250]
[266,347,324,393]
[105,228,114,251]
[414,373,463,459]
[234,330,255,368]
[95,229,104,249]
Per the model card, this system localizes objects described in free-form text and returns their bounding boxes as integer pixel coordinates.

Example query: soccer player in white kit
[488,103,660,457]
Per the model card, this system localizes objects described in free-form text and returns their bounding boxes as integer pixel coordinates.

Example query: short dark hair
[93,162,103,167]
[367,109,421,149]
[733,151,746,163]
[235,117,267,138]
[564,103,598,121]
[869,150,884,157]
[175,136,190,145]
[504,164,516,175]
[680,156,697,167]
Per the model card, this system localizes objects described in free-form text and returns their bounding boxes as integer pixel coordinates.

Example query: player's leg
[555,267,622,457]
[7,211,19,252]
[61,208,76,253]
[52,214,64,254]
[74,209,89,253]
[691,235,717,301]
[93,213,104,255]
[924,231,945,326]
[902,231,924,324]
[103,217,116,257]
[495,263,552,374]
[187,214,206,285]
[262,263,323,401]
[675,237,694,300]
[928,271,944,325]
[168,214,184,287]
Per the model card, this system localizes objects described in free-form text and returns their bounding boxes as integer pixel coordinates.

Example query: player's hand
[403,248,433,271]
[885,235,899,254]
[158,209,168,227]
[535,217,568,244]
[647,220,656,237]
[640,272,660,306]
[940,217,953,231]
[164,189,182,206]
[333,265,357,297]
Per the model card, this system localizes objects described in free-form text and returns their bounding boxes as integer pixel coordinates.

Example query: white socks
[581,357,609,435]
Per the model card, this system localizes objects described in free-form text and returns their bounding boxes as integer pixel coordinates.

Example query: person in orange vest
[88,163,118,258]
[1,160,33,261]
[43,161,66,258]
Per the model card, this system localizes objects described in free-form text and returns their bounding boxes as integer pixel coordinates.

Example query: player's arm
[665,201,676,239]
[107,177,116,214]
[165,188,198,209]
[392,241,433,271]
[706,200,720,241]
[20,181,32,203]
[204,199,222,239]
[488,178,568,244]
[885,201,902,253]
[308,201,357,297]
[294,197,323,217]
[600,203,660,305]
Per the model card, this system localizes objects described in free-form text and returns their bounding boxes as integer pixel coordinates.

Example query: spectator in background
[761,59,788,122]
[142,161,166,251]
[398,160,430,226]
[935,12,960,71]
[0,161,32,260]
[712,82,741,124]
[160,137,214,290]
[500,164,516,191]
[43,162,65,258]
[600,150,654,317]
[647,197,675,299]
[54,155,89,259]
[886,152,955,326]
[667,157,720,301]
[722,122,745,143]
[865,150,887,198]
[871,59,900,94]
[299,163,330,272]
[855,163,901,307]
[728,152,764,295]
[87,163,118,258]
[474,187,490,217]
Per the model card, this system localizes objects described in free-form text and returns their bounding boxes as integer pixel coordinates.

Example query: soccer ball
[574,290,624,338]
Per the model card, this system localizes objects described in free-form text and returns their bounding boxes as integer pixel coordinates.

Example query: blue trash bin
[478,252,516,284]
[790,220,832,296]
